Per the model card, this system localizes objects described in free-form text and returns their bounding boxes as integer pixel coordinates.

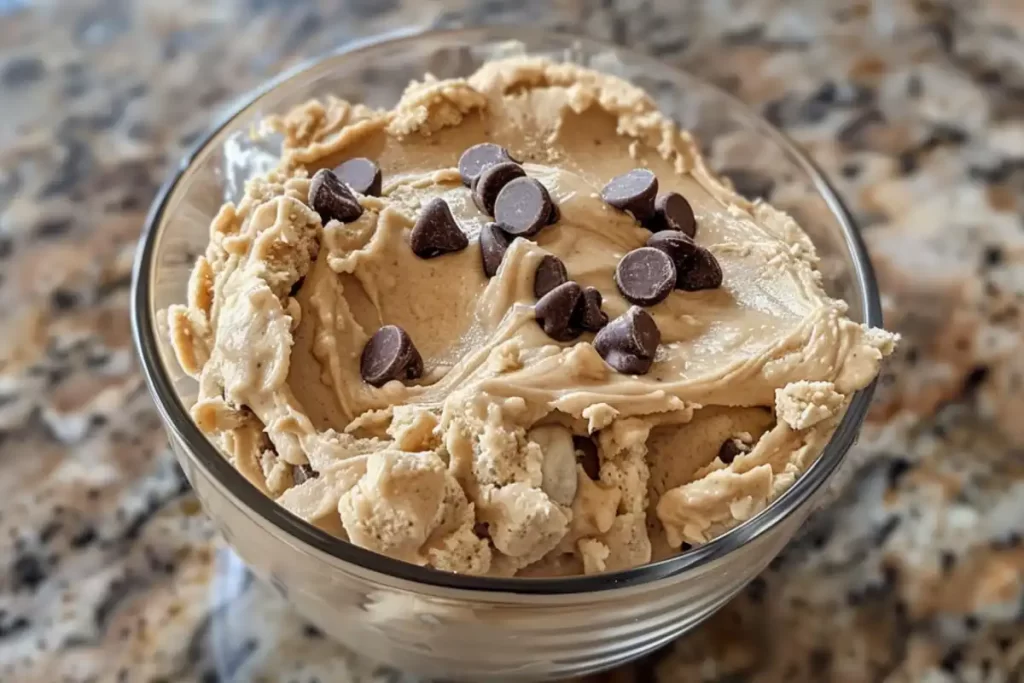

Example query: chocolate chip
[677,246,723,291]
[533,254,568,298]
[547,200,560,225]
[593,306,661,375]
[293,464,319,485]
[335,157,382,196]
[494,177,552,237]
[472,161,525,216]
[360,325,424,387]
[600,168,658,222]
[718,439,749,464]
[479,222,512,278]
[535,281,583,342]
[572,286,608,332]
[647,230,697,264]
[647,232,723,291]
[614,247,676,306]
[574,436,600,480]
[458,143,514,187]
[648,192,696,236]
[309,168,363,223]
[409,198,469,258]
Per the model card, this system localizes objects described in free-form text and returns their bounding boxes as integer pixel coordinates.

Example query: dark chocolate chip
[293,464,319,485]
[646,230,698,265]
[648,192,696,236]
[360,325,424,387]
[494,177,552,237]
[574,436,600,480]
[409,198,469,259]
[614,247,676,306]
[472,161,525,216]
[534,281,583,342]
[647,232,723,291]
[533,254,568,298]
[718,438,749,464]
[676,245,723,291]
[458,143,514,187]
[572,286,608,332]
[335,157,382,196]
[479,222,513,278]
[309,168,363,223]
[593,306,661,375]
[547,200,560,225]
[600,168,658,222]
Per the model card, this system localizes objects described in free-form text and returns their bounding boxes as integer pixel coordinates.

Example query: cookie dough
[167,57,897,577]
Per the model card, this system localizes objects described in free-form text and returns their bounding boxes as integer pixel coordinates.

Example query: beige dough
[167,57,897,576]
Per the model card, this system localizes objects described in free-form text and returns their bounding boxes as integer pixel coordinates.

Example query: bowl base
[203,547,419,682]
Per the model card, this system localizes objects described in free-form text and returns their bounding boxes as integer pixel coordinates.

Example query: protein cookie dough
[167,57,897,577]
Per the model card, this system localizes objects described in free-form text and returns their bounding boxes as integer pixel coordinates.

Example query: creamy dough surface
[167,57,897,576]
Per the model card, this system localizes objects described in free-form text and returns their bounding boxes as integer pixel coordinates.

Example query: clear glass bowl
[132,27,882,681]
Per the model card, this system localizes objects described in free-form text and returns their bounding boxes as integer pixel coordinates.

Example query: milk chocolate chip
[360,325,424,387]
[309,168,363,223]
[600,168,658,222]
[335,157,382,197]
[593,306,661,375]
[409,198,469,259]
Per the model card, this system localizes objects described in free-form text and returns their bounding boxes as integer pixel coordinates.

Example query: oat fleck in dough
[167,58,897,577]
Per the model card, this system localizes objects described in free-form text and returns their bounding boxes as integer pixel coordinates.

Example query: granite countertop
[2,0,1024,681]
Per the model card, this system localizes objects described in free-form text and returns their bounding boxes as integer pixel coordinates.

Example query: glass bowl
[132,26,882,681]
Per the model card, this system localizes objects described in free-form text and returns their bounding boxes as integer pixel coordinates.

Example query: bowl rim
[131,25,883,595]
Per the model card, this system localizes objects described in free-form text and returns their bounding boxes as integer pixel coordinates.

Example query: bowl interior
[134,26,880,593]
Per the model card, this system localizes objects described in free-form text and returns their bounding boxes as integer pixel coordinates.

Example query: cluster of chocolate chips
[459,145,610,344]
[580,168,725,375]
[307,159,430,388]
[343,155,725,385]
[460,143,559,235]
[405,142,564,264]
[458,143,562,276]
[308,157,383,225]
[534,281,609,342]
[600,168,722,307]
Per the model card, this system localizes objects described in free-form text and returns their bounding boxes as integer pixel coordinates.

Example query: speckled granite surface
[2,0,1024,681]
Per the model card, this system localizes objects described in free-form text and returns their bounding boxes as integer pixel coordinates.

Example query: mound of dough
[168,57,896,576]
